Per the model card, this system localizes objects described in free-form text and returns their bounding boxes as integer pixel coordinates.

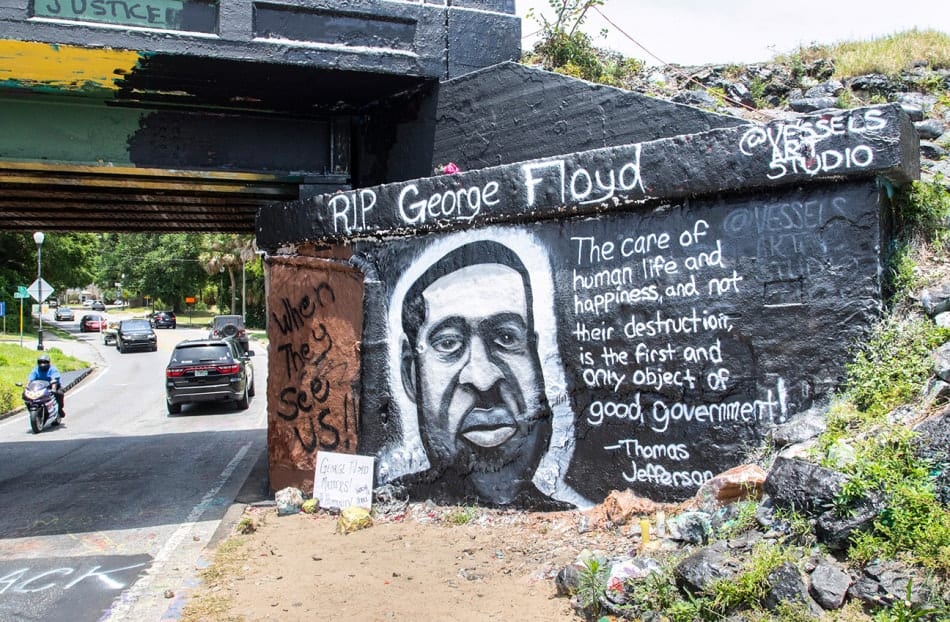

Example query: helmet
[37,353,51,371]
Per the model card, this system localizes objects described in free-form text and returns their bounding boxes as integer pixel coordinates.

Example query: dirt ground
[182,502,642,622]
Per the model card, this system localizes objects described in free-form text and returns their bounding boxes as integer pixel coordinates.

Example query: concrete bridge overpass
[0,0,520,232]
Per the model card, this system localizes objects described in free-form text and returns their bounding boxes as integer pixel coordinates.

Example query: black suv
[165,338,255,414]
[150,310,177,329]
[209,315,249,353]
[116,319,158,353]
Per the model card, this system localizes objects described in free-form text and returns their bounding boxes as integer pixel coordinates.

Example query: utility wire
[591,6,763,116]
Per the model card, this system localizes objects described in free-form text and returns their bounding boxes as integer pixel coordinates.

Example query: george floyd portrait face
[400,245,551,504]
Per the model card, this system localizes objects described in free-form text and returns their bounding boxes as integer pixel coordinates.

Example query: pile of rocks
[626,59,950,185]
[550,284,950,619]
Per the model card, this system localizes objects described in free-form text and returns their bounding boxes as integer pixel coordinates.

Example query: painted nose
[458,336,503,391]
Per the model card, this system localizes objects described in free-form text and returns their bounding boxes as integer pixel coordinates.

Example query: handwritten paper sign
[313,451,374,510]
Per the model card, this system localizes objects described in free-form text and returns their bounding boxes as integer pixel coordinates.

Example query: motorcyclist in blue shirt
[28,353,65,418]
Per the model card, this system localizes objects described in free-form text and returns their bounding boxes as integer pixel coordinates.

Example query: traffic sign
[13,285,29,299]
[27,278,54,302]
[0,301,5,317]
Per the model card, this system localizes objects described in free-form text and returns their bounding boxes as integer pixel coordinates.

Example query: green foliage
[0,343,89,414]
[843,316,950,418]
[897,177,950,246]
[709,542,796,612]
[523,0,644,86]
[837,427,950,572]
[446,505,478,525]
[816,396,950,572]
[886,242,921,301]
[748,76,769,108]
[871,579,950,621]
[715,500,760,539]
[776,29,950,79]
[576,556,609,616]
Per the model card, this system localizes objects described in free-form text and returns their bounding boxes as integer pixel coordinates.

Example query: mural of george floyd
[258,94,919,509]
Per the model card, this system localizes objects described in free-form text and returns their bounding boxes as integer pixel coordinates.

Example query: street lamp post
[33,231,44,351]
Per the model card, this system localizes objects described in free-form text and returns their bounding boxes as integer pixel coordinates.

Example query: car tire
[248,378,256,397]
[118,341,125,354]
[167,399,181,414]
[151,344,158,352]
[236,385,249,410]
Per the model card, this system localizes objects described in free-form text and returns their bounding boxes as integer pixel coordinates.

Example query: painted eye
[430,332,464,355]
[492,325,525,351]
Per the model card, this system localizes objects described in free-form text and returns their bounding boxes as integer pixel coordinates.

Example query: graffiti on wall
[256,105,906,251]
[363,182,882,508]
[266,257,362,487]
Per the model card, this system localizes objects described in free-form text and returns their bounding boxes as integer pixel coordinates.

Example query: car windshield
[122,319,150,330]
[171,345,232,364]
[213,316,243,328]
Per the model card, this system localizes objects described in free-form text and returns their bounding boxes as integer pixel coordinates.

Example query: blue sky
[516,0,950,66]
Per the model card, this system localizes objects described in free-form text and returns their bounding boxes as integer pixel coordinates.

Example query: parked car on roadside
[209,315,249,353]
[116,318,158,353]
[150,310,177,329]
[164,338,255,414]
[79,313,107,332]
[54,307,75,322]
[90,300,106,311]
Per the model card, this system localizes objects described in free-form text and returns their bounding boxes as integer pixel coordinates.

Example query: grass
[778,29,950,79]
[179,537,249,622]
[446,505,479,525]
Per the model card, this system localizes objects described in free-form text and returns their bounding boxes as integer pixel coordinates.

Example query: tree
[199,234,255,315]
[0,232,97,302]
[97,233,208,312]
[524,0,643,86]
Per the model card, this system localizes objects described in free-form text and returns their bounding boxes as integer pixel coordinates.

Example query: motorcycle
[17,380,61,433]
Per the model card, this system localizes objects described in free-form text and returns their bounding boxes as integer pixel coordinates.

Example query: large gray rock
[805,80,844,98]
[671,89,720,108]
[920,141,948,160]
[788,96,837,112]
[770,407,828,446]
[814,494,881,551]
[921,282,950,317]
[763,562,820,614]
[809,559,852,610]
[913,407,950,505]
[933,343,950,383]
[673,545,742,596]
[848,560,931,609]
[667,511,713,545]
[915,119,945,140]
[850,73,901,95]
[764,457,848,514]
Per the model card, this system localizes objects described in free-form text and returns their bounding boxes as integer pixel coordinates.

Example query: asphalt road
[0,317,269,622]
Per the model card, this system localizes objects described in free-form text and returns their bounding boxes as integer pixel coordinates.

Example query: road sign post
[13,286,28,347]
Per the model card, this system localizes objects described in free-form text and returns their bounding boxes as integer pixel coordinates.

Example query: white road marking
[100,441,252,621]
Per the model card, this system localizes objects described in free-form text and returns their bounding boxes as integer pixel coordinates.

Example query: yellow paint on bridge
[0,39,141,91]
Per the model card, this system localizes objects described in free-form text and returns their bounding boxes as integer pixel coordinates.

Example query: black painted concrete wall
[353,62,748,186]
[356,180,883,506]
[1,0,519,81]
[258,88,919,508]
